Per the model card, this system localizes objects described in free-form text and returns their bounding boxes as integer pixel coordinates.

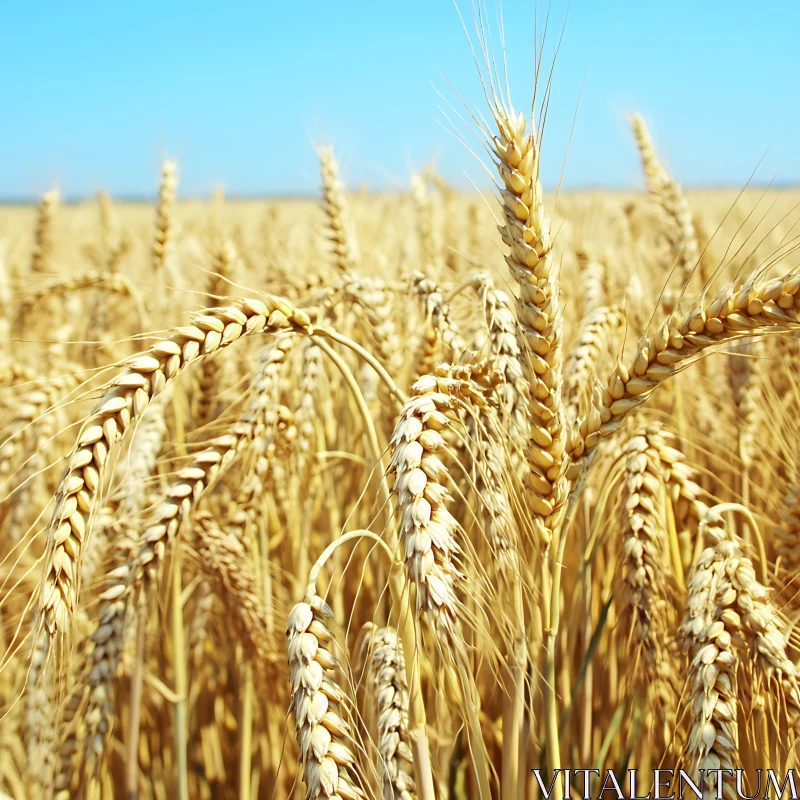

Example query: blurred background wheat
[3,3,800,800]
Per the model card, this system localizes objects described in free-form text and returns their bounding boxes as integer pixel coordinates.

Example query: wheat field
[2,42,800,800]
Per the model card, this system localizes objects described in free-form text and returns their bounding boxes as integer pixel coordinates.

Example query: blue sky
[1,1,798,198]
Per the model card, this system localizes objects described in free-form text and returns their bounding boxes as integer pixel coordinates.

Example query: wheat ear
[575,250,607,318]
[681,518,740,798]
[192,512,278,672]
[703,508,800,731]
[475,274,529,449]
[192,239,237,428]
[571,267,800,469]
[629,113,699,308]
[388,363,497,632]
[152,158,177,272]
[410,272,467,368]
[488,104,567,545]
[25,624,55,791]
[683,506,800,792]
[360,624,416,800]
[31,188,59,274]
[287,592,367,800]
[411,174,441,273]
[59,344,295,788]
[563,305,625,425]
[317,144,360,273]
[38,296,312,642]
[620,430,674,669]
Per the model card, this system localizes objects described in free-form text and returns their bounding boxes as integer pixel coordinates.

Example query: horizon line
[1,182,799,206]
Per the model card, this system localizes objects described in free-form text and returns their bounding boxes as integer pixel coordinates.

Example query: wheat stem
[171,541,189,800]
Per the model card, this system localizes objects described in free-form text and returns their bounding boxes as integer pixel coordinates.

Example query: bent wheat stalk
[37,296,313,644]
[571,267,800,469]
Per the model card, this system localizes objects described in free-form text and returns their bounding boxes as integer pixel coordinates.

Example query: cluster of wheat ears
[2,33,800,800]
